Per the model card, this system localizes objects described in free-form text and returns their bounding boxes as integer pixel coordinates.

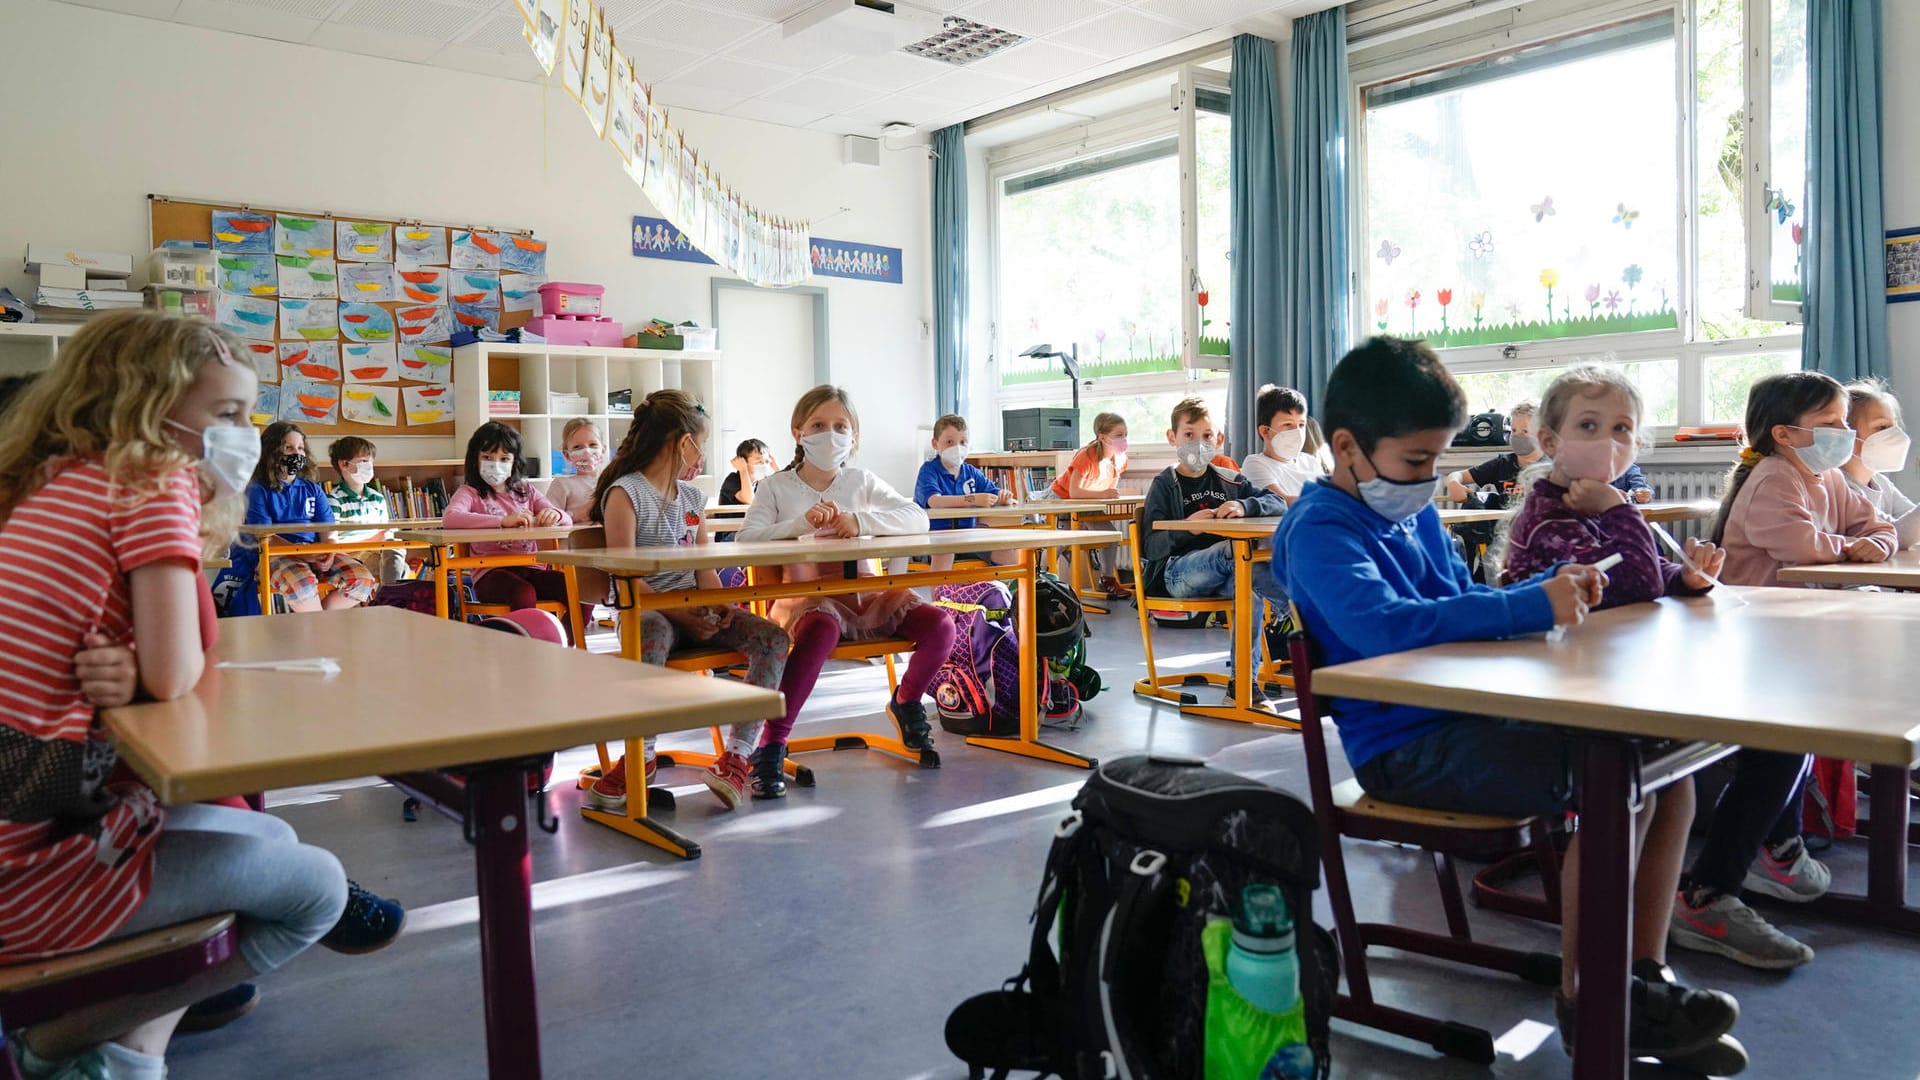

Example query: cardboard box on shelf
[37,265,86,290]
[23,244,135,277]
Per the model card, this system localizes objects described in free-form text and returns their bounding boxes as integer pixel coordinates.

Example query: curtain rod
[962,40,1236,136]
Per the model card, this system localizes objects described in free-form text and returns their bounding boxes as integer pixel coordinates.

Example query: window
[1192,95,1232,367]
[1353,0,1804,434]
[1744,0,1807,318]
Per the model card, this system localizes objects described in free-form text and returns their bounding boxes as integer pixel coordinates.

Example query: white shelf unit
[0,323,78,375]
[451,343,723,490]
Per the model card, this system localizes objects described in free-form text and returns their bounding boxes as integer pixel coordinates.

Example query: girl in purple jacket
[1500,364,1723,606]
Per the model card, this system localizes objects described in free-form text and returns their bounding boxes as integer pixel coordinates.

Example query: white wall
[1884,0,1920,409]
[0,0,934,488]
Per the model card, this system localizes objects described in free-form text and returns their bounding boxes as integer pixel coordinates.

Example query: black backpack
[945,755,1338,1080]
[1027,572,1085,660]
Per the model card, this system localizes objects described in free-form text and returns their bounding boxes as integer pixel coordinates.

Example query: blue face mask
[1354,448,1439,524]
[1787,425,1854,474]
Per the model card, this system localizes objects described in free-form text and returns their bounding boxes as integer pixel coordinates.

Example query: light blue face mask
[1354,448,1440,524]
[1788,424,1855,474]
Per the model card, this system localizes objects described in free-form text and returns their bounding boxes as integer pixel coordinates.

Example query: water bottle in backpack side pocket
[1226,884,1298,1013]
[1202,884,1315,1079]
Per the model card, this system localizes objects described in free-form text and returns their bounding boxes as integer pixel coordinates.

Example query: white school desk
[392,524,594,642]
[548,528,1111,858]
[101,607,781,1080]
[1309,588,1920,1080]
[238,520,441,615]
[1777,547,1920,587]
[1151,517,1290,726]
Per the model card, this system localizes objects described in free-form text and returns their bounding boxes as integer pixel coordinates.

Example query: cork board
[148,194,544,438]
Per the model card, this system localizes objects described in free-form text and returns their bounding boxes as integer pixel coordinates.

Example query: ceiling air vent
[901,16,1028,66]
[783,0,938,52]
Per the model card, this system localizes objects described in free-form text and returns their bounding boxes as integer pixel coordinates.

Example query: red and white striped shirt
[0,461,202,960]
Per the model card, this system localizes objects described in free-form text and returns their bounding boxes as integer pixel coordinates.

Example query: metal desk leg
[1811,764,1920,933]
[1181,539,1298,729]
[964,548,1097,769]
[257,535,276,615]
[468,765,543,1079]
[1573,739,1635,1080]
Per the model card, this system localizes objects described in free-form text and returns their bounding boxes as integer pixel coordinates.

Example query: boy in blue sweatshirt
[1273,337,1742,1072]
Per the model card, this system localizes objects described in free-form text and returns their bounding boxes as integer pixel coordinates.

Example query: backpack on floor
[1803,756,1858,839]
[945,755,1338,1080]
[210,546,262,618]
[931,582,1079,737]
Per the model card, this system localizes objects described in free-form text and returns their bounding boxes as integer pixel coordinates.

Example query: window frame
[985,63,1233,435]
[1347,0,1802,439]
[1743,0,1805,323]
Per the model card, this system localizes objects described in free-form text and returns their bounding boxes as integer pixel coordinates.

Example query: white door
[716,286,816,471]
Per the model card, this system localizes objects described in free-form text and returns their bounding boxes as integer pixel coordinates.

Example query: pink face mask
[1106,436,1128,454]
[1554,437,1631,483]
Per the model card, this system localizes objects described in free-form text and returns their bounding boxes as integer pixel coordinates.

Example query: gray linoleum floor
[165,605,1920,1079]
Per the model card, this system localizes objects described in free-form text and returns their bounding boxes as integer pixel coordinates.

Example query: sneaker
[1097,575,1132,600]
[702,751,751,809]
[177,982,261,1033]
[1742,838,1831,903]
[749,743,788,800]
[888,697,936,752]
[1553,972,1739,1059]
[1670,890,1813,969]
[1629,960,1750,1075]
[321,880,405,955]
[1263,612,1296,665]
[12,1045,108,1080]
[585,754,657,811]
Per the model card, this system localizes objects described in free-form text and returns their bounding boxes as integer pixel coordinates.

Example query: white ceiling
[53,0,1337,136]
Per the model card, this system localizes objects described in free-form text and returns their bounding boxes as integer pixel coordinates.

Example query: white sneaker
[1742,839,1832,903]
[1670,891,1813,970]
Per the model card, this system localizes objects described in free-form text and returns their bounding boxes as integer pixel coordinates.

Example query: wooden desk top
[393,525,591,545]
[102,608,781,804]
[1639,499,1720,523]
[1434,506,1510,525]
[240,519,442,537]
[1778,548,1920,587]
[548,527,1111,575]
[1311,587,1920,766]
[924,499,1118,520]
[704,504,748,516]
[1152,517,1284,538]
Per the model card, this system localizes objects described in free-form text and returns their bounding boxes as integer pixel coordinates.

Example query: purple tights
[760,605,956,746]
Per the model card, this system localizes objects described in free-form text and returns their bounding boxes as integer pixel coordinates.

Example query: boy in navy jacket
[1139,396,1286,598]
[1272,337,1742,1071]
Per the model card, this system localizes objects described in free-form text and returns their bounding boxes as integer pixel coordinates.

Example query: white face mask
[344,463,375,487]
[1175,438,1216,472]
[938,444,968,468]
[478,460,514,488]
[167,419,256,498]
[751,461,774,481]
[1267,427,1307,459]
[567,447,604,476]
[1860,426,1911,473]
[801,430,854,469]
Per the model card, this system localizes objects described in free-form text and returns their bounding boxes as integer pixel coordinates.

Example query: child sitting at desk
[245,421,375,612]
[584,391,787,809]
[720,438,775,506]
[1140,396,1286,606]
[1274,336,1743,1072]
[443,421,572,614]
[915,413,1016,571]
[1239,384,1326,504]
[544,417,606,523]
[325,436,407,585]
[1500,364,1723,604]
[0,313,399,1080]
[1444,401,1541,502]
[738,385,954,763]
[1049,411,1131,598]
[1841,379,1920,548]
[1664,372,1891,972]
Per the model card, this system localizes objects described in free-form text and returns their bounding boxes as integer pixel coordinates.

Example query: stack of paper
[33,285,144,323]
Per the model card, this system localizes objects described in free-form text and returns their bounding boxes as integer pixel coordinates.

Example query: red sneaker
[586,754,656,811]
[703,751,752,810]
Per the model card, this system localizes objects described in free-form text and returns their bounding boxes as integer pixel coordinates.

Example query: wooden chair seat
[0,914,238,1037]
[1332,779,1538,856]
[0,914,234,994]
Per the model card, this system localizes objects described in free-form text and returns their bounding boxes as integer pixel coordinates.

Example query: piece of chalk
[1593,553,1624,572]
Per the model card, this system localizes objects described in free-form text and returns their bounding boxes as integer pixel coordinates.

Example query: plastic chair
[1287,611,1563,1065]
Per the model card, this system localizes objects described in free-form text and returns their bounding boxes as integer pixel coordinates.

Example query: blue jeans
[1162,540,1289,608]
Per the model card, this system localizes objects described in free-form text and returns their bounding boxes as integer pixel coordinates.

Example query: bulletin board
[148,194,550,438]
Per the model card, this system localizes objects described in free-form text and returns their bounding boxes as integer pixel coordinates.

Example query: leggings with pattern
[760,604,956,747]
[635,606,787,755]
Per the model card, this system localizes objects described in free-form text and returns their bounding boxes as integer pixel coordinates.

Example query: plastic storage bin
[149,244,216,291]
[537,282,604,317]
[674,324,717,350]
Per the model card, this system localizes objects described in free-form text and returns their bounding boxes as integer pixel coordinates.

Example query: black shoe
[749,743,788,799]
[322,880,406,955]
[1629,960,1749,1074]
[177,983,260,1034]
[1555,970,1739,1059]
[888,698,936,752]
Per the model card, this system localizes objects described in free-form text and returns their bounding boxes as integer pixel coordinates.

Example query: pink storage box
[524,314,625,347]
[537,281,604,317]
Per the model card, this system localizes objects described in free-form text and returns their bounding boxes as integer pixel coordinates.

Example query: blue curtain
[932,124,969,418]
[1228,35,1286,458]
[1804,0,1887,381]
[1281,7,1350,412]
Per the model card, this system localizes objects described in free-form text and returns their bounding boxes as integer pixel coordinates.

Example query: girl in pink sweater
[443,421,572,612]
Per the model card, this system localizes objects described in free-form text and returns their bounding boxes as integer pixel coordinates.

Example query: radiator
[1642,464,1726,542]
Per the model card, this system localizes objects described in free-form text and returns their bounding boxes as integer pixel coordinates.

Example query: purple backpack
[930,581,1079,736]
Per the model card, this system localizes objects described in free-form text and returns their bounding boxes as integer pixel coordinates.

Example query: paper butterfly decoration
[1767,191,1796,224]
[1530,196,1555,223]
[1375,239,1401,266]
[1613,203,1640,229]
[1468,230,1495,259]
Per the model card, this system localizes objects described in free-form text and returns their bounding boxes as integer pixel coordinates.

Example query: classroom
[2,0,1919,1077]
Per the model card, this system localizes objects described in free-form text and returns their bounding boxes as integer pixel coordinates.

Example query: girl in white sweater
[1842,379,1920,549]
[737,385,955,766]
